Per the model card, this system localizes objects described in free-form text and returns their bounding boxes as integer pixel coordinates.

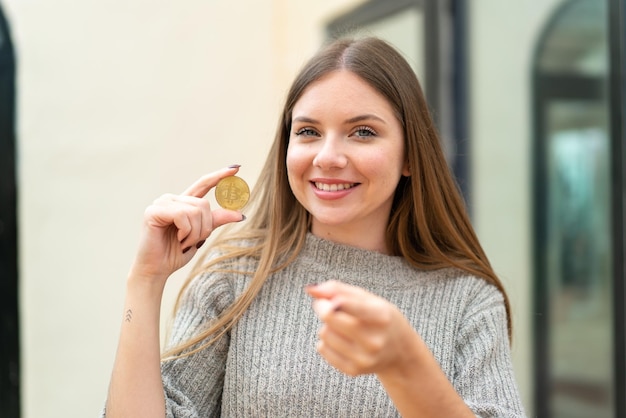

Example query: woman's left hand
[305,280,419,377]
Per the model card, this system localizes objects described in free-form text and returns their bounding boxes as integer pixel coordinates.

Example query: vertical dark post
[423,0,441,128]
[0,4,19,418]
[531,73,549,418]
[450,0,470,206]
[425,0,471,205]
[609,0,626,416]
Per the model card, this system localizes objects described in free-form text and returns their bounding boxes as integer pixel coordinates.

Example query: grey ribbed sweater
[157,234,525,417]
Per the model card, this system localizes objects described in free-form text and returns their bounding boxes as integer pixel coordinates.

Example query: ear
[401,160,411,177]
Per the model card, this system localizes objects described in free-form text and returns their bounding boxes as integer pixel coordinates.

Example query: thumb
[211,208,246,229]
[312,298,339,320]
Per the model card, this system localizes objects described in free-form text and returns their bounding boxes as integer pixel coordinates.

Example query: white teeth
[314,182,355,191]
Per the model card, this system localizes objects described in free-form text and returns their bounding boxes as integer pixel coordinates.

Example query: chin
[310,215,357,232]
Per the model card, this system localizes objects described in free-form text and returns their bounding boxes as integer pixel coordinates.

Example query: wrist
[377,324,427,383]
[126,269,168,297]
[127,259,169,283]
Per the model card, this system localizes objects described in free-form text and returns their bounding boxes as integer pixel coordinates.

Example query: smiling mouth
[313,182,357,192]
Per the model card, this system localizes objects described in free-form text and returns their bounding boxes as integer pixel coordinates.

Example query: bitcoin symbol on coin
[215,176,250,210]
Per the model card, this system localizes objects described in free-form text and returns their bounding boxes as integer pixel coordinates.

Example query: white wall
[469,0,564,414]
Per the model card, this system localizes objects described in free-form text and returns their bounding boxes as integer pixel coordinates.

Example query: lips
[313,182,357,192]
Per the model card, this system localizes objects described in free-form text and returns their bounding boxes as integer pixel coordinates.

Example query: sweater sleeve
[453,285,527,418]
[160,271,235,418]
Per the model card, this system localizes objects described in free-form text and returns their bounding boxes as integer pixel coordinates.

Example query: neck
[310,223,388,254]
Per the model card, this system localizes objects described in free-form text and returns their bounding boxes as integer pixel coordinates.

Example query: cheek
[360,146,406,188]
[363,148,404,175]
[286,145,310,182]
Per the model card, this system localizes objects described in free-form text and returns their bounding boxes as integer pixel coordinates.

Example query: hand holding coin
[132,166,247,283]
[215,175,250,210]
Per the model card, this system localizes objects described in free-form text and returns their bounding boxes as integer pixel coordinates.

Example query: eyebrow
[346,114,386,124]
[291,114,387,125]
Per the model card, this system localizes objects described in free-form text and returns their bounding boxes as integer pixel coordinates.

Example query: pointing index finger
[306,281,386,323]
[182,165,240,198]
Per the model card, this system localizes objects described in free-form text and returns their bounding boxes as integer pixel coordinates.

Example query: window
[532,1,621,416]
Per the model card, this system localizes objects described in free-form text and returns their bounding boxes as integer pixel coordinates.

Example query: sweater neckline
[300,233,419,288]
[304,232,400,258]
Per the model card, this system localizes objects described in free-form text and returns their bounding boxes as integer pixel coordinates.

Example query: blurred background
[1,0,625,417]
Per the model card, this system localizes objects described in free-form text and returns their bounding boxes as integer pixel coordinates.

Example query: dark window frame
[609,0,626,416]
[0,4,19,418]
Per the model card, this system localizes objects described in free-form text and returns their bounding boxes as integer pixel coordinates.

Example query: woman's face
[286,70,409,252]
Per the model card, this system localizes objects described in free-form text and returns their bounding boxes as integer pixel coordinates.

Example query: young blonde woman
[103,37,525,417]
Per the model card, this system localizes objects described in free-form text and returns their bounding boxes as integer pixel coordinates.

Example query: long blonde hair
[162,37,512,360]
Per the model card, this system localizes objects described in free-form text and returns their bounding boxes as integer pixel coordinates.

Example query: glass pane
[537,1,608,76]
[537,1,613,416]
[545,101,613,418]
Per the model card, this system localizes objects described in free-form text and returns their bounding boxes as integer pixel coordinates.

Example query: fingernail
[306,283,319,288]
[182,246,192,254]
[239,214,247,222]
[228,164,241,169]
[196,240,205,249]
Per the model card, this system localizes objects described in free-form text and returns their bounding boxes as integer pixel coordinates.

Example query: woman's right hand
[129,165,245,285]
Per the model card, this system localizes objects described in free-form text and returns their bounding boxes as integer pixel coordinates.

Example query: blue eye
[354,126,376,138]
[294,127,319,137]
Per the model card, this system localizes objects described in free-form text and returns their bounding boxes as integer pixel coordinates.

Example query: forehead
[292,70,395,117]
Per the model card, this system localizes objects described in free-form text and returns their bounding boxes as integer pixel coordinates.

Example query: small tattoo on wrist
[125,309,133,322]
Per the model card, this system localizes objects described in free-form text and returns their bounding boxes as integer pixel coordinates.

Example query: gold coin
[215,176,250,210]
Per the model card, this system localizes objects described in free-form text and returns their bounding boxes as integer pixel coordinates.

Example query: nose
[312,135,348,170]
